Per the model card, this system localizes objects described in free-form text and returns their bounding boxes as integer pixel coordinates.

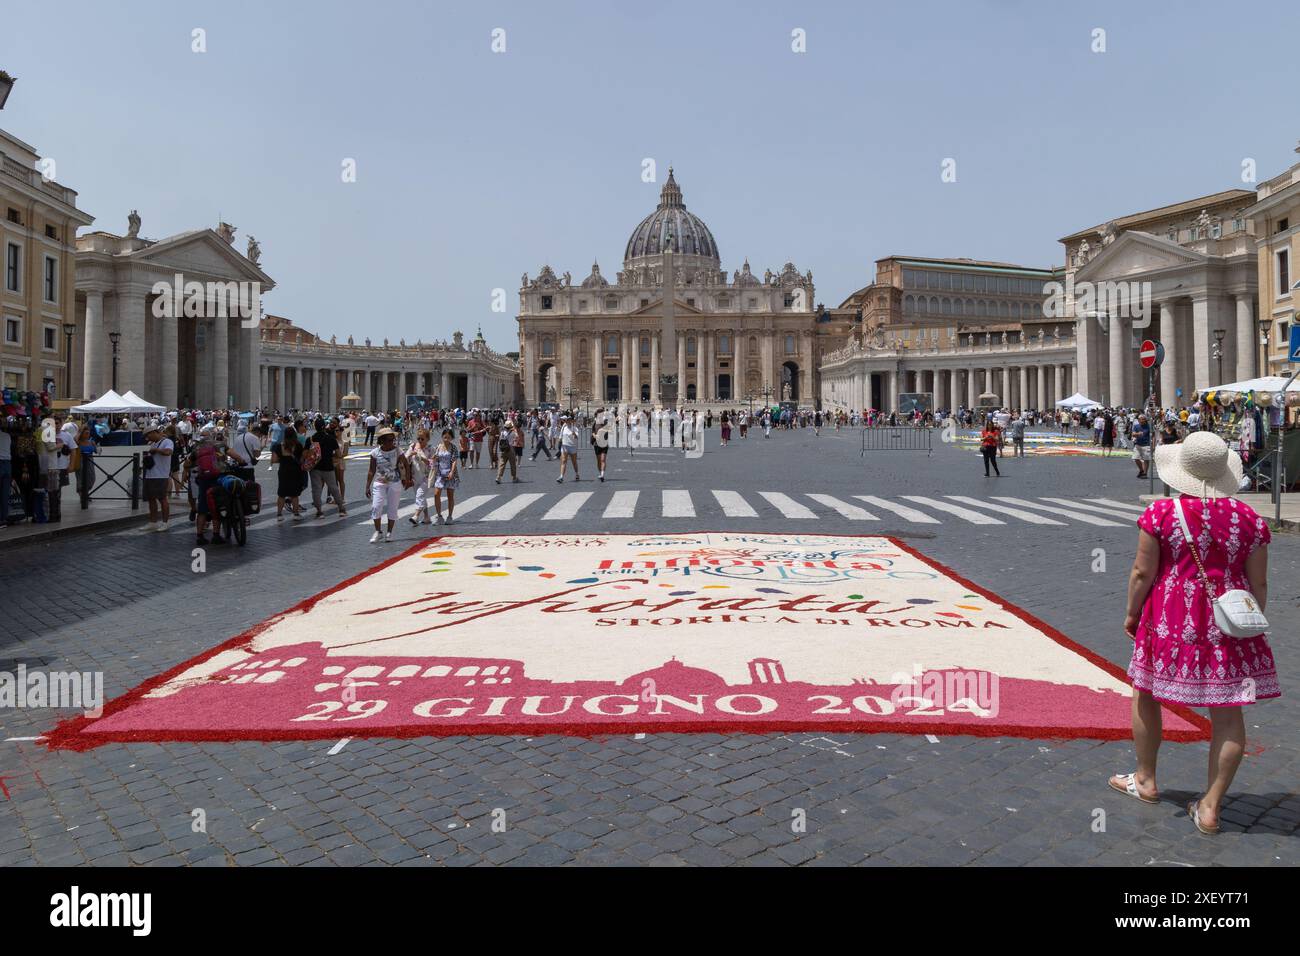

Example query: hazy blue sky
[3,0,1297,351]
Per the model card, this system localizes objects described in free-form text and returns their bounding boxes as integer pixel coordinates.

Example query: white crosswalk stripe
[1041,497,1141,520]
[481,493,545,521]
[806,494,877,520]
[712,490,757,517]
[544,492,593,520]
[900,495,1005,525]
[662,490,695,517]
[989,496,1126,527]
[853,495,940,524]
[946,495,1064,526]
[603,490,639,518]
[1084,497,1147,514]
[759,491,817,519]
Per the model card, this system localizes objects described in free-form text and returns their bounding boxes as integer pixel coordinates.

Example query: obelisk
[660,233,678,406]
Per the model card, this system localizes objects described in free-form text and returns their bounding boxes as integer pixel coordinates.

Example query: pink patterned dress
[1128,496,1279,707]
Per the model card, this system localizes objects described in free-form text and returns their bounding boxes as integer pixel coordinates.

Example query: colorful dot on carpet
[847,594,864,600]
[908,598,937,605]
[539,573,556,578]
[956,604,982,611]
[519,566,544,571]
[701,585,729,589]
[423,551,454,558]
[475,555,511,561]
[476,571,509,577]
[422,568,451,573]
[568,577,599,584]
[669,591,694,596]
[937,611,964,618]
[756,588,788,594]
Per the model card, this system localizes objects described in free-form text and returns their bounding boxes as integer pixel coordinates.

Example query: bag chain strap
[1177,500,1218,603]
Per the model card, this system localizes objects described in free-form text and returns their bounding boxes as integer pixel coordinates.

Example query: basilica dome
[623,168,721,268]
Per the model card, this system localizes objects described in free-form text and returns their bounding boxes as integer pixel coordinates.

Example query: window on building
[1210,221,1222,239]
[4,243,18,292]
[997,277,1009,294]
[43,257,56,303]
[605,296,618,310]
[541,338,554,357]
[540,295,553,310]
[747,297,757,309]
[1278,218,1289,234]
[43,325,57,351]
[686,298,695,308]
[640,337,650,356]
[6,208,20,225]
[606,335,618,355]
[783,294,794,308]
[1278,248,1291,297]
[578,299,588,312]
[717,296,729,308]
[4,316,20,345]
[785,334,795,354]
[687,337,696,356]
[45,224,58,240]
[719,334,730,354]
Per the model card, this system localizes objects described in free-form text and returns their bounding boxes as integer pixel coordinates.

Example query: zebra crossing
[130,489,1145,539]
[305,489,1141,529]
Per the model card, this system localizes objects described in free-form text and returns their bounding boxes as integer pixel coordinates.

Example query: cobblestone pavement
[1,427,1296,866]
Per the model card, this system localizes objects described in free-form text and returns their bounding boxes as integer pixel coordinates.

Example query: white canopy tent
[1199,375,1300,398]
[119,391,166,414]
[1055,392,1102,411]
[70,390,132,414]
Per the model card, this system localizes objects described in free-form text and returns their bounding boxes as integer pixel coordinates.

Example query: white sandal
[1108,772,1159,805]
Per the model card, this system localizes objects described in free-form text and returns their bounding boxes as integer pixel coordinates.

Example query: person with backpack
[191,432,227,545]
[307,417,345,518]
[366,427,410,542]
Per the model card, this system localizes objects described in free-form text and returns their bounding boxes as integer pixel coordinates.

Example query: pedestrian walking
[406,428,434,524]
[1113,432,1278,835]
[365,427,408,543]
[591,408,610,481]
[980,422,1001,477]
[556,414,581,482]
[495,421,519,483]
[431,428,459,524]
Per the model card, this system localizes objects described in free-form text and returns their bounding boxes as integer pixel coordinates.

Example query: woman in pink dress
[1111,432,1278,835]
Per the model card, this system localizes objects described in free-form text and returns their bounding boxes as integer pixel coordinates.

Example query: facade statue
[383,337,389,347]
[562,271,572,287]
[365,337,371,347]
[217,221,236,244]
[521,272,528,288]
[348,335,354,346]
[330,335,336,345]
[246,235,261,265]
[126,209,141,239]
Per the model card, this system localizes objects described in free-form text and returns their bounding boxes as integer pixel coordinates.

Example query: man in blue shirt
[1131,414,1151,479]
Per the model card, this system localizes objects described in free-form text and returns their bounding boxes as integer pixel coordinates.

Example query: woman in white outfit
[405,428,434,526]
[556,415,581,482]
[366,427,409,543]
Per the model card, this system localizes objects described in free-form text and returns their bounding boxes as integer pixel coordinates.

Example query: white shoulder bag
[1172,499,1269,639]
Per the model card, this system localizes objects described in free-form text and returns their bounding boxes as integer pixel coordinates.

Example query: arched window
[941,297,951,314]
[904,294,915,312]
[918,298,929,315]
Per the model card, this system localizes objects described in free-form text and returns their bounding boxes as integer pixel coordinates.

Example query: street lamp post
[1213,328,1226,384]
[62,322,76,398]
[563,384,579,415]
[108,331,121,392]
[1259,318,1271,379]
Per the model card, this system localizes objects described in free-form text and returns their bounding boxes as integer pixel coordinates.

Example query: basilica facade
[517,170,833,407]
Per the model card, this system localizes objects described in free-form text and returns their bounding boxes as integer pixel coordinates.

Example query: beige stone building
[258,316,519,412]
[1,126,94,398]
[517,169,830,408]
[1063,189,1258,407]
[820,256,1074,412]
[1242,150,1300,376]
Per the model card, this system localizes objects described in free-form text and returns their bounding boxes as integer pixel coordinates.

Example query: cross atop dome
[658,166,685,210]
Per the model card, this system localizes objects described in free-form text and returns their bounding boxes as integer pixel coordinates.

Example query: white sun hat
[1154,431,1243,499]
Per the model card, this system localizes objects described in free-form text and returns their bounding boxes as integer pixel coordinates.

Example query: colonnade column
[1235,294,1255,381]
[1191,295,1211,393]
[650,335,660,404]
[119,291,147,397]
[83,291,105,398]
[212,314,229,408]
[1107,314,1128,407]
[1053,365,1064,407]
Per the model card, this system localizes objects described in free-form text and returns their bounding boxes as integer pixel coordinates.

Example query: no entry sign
[1139,339,1163,369]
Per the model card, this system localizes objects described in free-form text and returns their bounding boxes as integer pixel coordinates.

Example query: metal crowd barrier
[861,426,933,457]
